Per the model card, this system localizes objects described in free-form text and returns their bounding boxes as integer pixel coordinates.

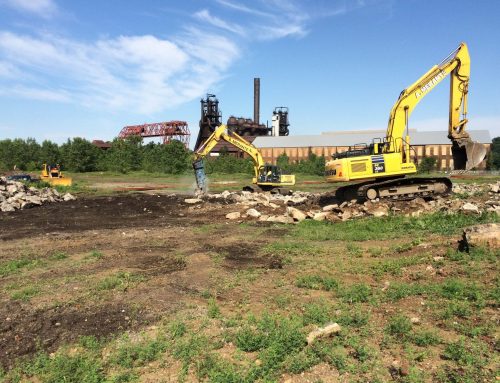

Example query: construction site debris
[225,212,241,220]
[0,178,76,212]
[306,323,341,345]
[459,223,499,251]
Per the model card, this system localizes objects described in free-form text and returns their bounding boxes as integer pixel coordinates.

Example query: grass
[296,274,339,291]
[10,286,40,301]
[386,314,412,337]
[339,283,372,303]
[96,272,144,291]
[292,211,499,241]
[0,258,40,277]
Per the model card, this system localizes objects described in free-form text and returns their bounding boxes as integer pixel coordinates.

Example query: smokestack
[254,77,260,125]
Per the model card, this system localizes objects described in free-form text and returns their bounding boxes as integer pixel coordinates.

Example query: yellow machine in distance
[193,124,295,194]
[41,163,72,187]
[325,42,486,201]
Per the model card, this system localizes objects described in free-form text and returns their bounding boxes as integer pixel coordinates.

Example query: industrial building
[252,129,492,170]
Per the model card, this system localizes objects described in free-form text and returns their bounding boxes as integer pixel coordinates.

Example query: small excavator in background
[193,124,295,194]
[40,163,72,187]
[325,42,486,201]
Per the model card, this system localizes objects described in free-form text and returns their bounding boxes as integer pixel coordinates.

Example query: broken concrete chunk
[225,211,241,220]
[313,212,330,221]
[267,215,294,224]
[366,204,389,217]
[286,206,307,222]
[306,323,341,345]
[0,201,15,212]
[184,198,203,204]
[246,208,261,218]
[322,204,338,212]
[63,193,76,201]
[461,202,480,214]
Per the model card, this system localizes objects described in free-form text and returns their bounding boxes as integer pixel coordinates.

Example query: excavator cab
[258,165,281,183]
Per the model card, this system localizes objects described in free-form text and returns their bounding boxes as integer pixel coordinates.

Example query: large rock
[0,201,16,212]
[63,193,76,201]
[267,215,295,224]
[322,204,338,212]
[184,198,203,204]
[306,323,341,345]
[246,208,261,218]
[24,195,42,205]
[365,204,389,217]
[490,183,499,193]
[459,223,499,251]
[286,206,307,222]
[461,202,480,214]
[225,212,241,220]
[313,212,330,221]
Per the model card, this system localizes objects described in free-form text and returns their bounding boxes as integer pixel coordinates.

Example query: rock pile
[198,184,500,224]
[0,178,76,212]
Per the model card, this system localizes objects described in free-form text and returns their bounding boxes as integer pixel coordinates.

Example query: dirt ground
[0,190,498,382]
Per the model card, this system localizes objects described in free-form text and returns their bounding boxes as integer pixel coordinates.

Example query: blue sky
[0,0,499,146]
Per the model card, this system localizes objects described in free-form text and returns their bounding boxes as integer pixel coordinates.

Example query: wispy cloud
[0,30,239,113]
[194,9,246,36]
[1,0,58,18]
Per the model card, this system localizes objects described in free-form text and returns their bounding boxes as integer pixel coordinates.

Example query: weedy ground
[0,176,498,382]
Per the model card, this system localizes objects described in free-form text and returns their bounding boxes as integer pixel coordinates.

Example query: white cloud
[0,30,240,114]
[194,9,246,36]
[1,0,57,17]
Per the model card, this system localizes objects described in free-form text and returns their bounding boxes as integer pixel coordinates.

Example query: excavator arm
[193,124,266,193]
[386,42,485,170]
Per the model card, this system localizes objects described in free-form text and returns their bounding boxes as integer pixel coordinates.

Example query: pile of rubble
[186,180,500,224]
[0,178,76,212]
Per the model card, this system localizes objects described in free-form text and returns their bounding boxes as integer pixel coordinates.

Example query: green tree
[39,140,61,166]
[142,140,190,174]
[487,136,500,170]
[60,137,100,172]
[106,135,143,173]
[418,156,437,173]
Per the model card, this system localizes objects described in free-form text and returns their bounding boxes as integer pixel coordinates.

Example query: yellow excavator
[41,163,72,186]
[193,124,295,194]
[325,42,486,201]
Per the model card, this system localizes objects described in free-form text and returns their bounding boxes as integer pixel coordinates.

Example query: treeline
[0,137,329,175]
[0,137,192,174]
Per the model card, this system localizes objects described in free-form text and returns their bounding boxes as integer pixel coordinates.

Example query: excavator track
[335,177,452,202]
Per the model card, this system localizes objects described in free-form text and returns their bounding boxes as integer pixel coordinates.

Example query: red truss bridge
[119,121,190,147]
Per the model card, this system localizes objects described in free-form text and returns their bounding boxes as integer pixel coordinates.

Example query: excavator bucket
[451,139,487,170]
[192,159,207,193]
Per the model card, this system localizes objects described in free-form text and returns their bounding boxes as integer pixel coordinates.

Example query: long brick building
[252,129,492,170]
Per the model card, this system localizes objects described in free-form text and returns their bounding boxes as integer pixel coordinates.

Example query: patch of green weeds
[96,272,144,291]
[169,321,187,338]
[411,330,440,347]
[438,279,484,303]
[385,314,412,337]
[296,274,339,291]
[207,297,221,319]
[346,243,363,257]
[10,286,40,301]
[373,255,426,277]
[302,300,333,325]
[88,250,104,259]
[336,306,370,328]
[110,334,170,368]
[22,350,104,383]
[311,341,348,372]
[283,349,319,374]
[263,241,318,257]
[195,353,245,382]
[339,283,372,303]
[368,247,383,257]
[441,300,473,319]
[0,258,41,277]
[49,251,68,260]
[384,282,428,301]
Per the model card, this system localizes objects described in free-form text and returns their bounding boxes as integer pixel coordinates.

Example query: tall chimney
[254,77,260,125]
